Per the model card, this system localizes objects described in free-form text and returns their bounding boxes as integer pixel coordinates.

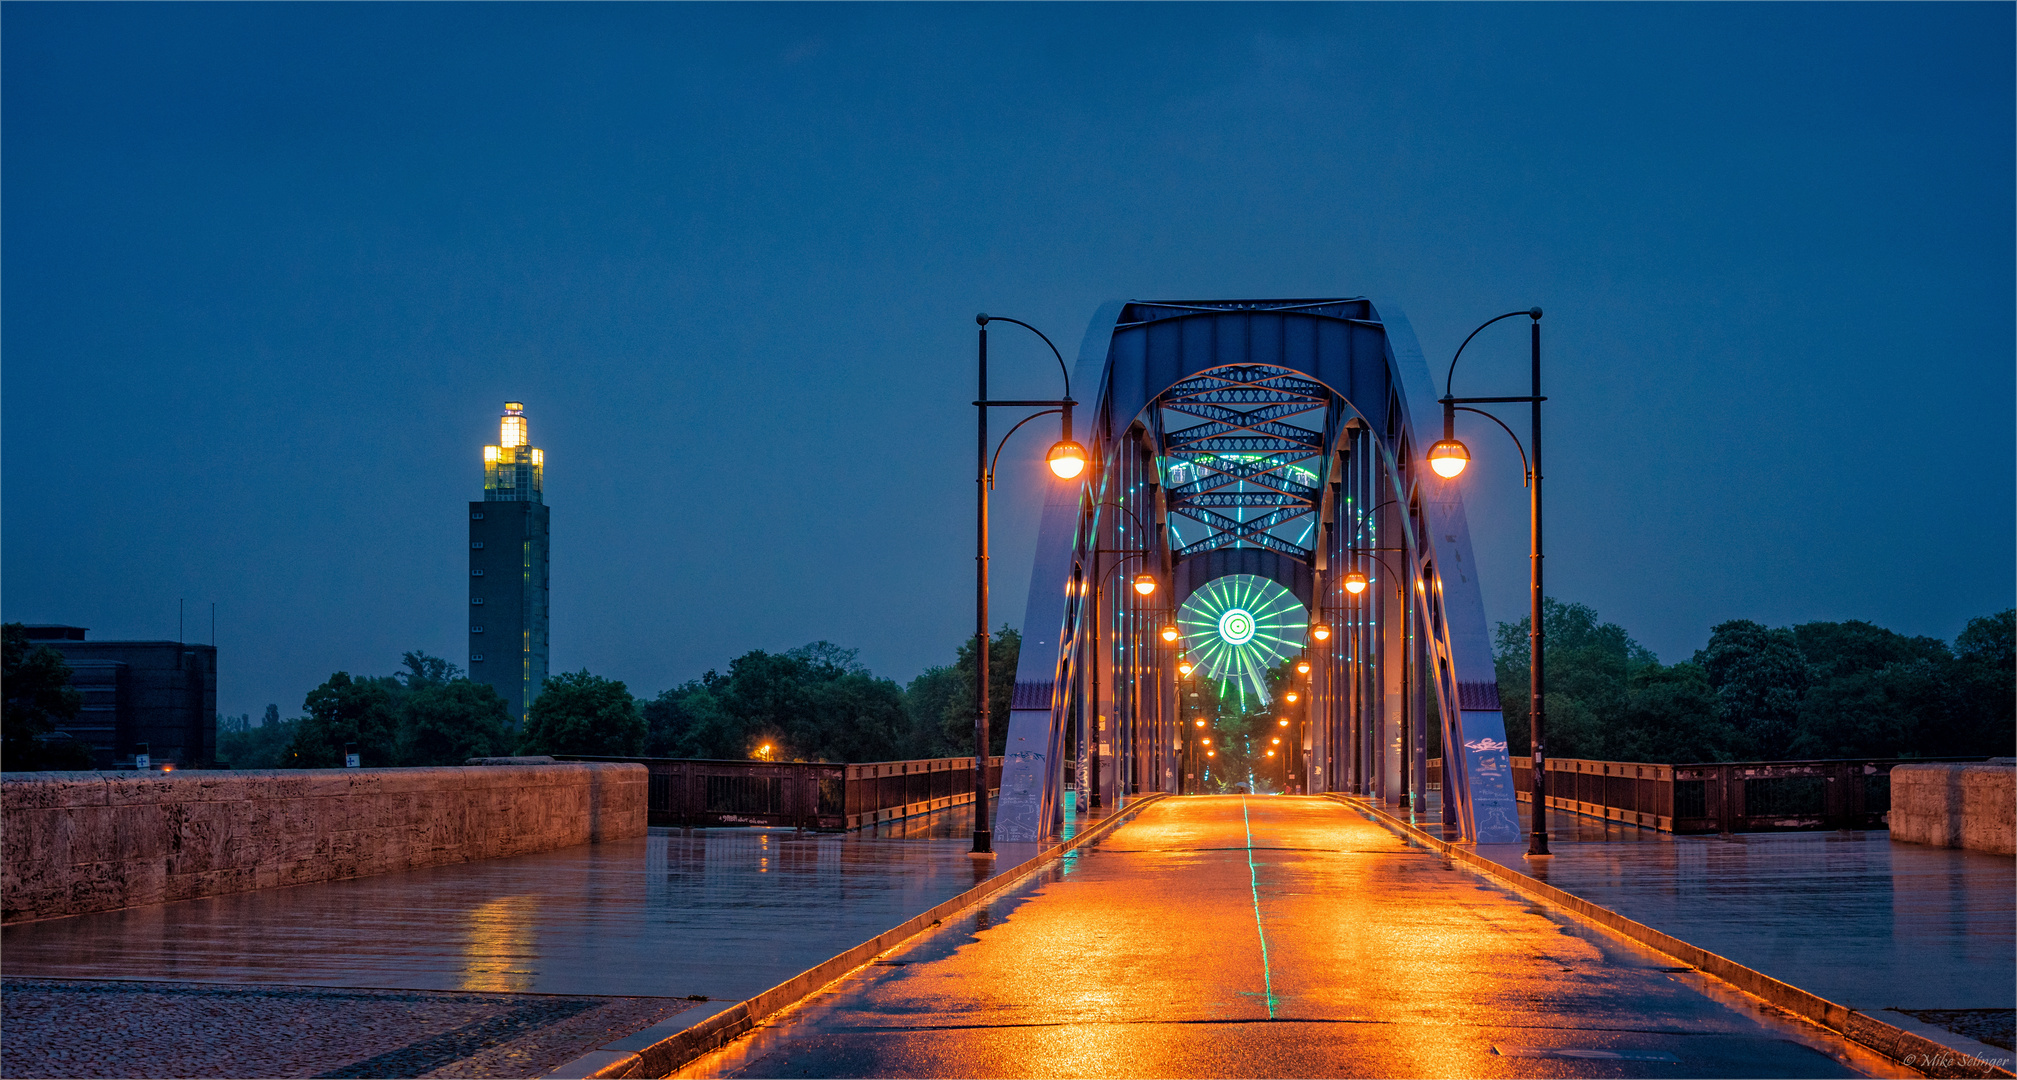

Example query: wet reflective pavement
[1401,798,2015,1052]
[676,796,1913,1079]
[2,798,1087,1078]
[2,799,1023,1000]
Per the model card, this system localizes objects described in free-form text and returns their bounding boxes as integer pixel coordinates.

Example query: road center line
[1241,796,1279,1019]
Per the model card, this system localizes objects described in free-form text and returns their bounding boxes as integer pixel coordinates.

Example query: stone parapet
[1889,761,2015,856]
[1,762,647,923]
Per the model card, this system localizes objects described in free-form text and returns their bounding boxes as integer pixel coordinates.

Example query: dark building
[20,625,217,768]
[469,402,550,726]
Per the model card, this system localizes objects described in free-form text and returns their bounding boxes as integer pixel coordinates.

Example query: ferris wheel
[1176,574,1308,710]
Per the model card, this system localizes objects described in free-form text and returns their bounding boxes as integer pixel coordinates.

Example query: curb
[1330,794,2014,1080]
[545,793,1168,1079]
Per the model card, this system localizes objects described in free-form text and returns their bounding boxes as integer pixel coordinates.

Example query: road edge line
[544,793,1168,1079]
[1329,794,2013,1080]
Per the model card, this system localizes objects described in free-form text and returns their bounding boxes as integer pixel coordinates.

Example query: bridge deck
[677,795,1910,1079]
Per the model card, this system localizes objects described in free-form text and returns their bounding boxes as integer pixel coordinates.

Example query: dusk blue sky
[5,4,2011,722]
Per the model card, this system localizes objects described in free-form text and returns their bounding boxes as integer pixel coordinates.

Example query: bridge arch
[993,298,1521,845]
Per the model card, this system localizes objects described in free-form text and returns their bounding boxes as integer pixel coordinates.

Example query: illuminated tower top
[482,401,544,502]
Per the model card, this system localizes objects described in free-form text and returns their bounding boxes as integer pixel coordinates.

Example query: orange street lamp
[1161,624,1180,643]
[1207,750,1216,757]
[1132,572,1157,596]
[1285,692,1298,704]
[1178,661,1194,676]
[1427,438,1470,478]
[1266,750,1276,757]
[1343,570,1369,595]
[1047,439,1088,479]
[1195,718,1206,728]
[1278,718,1289,727]
[1311,623,1331,642]
[1439,306,1551,857]
[973,313,1080,858]
[1296,659,1310,675]
[1272,737,1281,745]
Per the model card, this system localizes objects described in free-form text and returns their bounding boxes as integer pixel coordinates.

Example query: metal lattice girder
[1166,455,1320,499]
[1164,367,1329,401]
[1171,504,1314,559]
[1163,413,1325,452]
[1171,434,1324,453]
[1184,491,1308,508]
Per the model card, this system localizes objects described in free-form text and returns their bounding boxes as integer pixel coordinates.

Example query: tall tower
[469,402,550,727]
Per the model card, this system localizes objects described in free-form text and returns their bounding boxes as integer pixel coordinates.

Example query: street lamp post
[1432,308,1550,858]
[974,314,1085,857]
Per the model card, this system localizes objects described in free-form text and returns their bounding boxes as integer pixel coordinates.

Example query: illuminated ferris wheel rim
[1176,574,1307,706]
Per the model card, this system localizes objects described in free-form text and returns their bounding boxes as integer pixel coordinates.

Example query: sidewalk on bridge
[1375,793,2015,1064]
[0,796,1120,1078]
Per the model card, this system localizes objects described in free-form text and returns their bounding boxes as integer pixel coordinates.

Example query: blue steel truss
[992,298,1521,847]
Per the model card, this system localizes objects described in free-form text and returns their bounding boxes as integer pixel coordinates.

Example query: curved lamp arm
[1445,308,1542,399]
[978,314,1071,400]
[988,409,1063,490]
[1094,498,1154,537]
[1453,406,1531,486]
[1339,548,1409,600]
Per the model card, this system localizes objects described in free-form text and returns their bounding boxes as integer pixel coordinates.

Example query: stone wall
[2,762,647,923]
[1889,760,2014,856]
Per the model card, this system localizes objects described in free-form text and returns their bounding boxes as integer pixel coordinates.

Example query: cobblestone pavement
[0,978,689,1078]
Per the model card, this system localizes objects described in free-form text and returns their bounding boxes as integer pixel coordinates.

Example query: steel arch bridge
[993,298,1522,846]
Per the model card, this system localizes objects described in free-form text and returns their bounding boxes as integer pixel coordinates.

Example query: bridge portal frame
[993,298,1522,846]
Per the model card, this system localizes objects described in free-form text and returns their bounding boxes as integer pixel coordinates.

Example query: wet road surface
[679,796,1911,1079]
[1,799,1067,1077]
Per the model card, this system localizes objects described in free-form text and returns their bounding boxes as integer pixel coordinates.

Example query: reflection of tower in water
[460,894,539,992]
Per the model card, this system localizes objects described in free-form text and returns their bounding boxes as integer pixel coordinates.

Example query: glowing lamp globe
[1179,662,1194,676]
[1311,624,1332,642]
[1195,719,1206,727]
[1161,625,1179,643]
[1343,570,1368,595]
[1207,750,1216,757]
[1267,750,1276,757]
[1285,692,1298,704]
[1047,440,1088,479]
[1132,573,1157,596]
[1296,660,1310,675]
[1428,438,1470,479]
[1278,718,1289,727]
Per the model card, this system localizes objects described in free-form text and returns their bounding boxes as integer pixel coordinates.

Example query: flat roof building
[19,625,217,769]
[469,402,550,727]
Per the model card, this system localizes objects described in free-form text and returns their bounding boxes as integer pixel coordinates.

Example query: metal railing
[1427,755,1990,834]
[555,755,1004,831]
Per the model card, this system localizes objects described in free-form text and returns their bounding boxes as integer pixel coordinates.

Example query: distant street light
[1311,624,1331,642]
[1195,719,1206,728]
[1161,625,1180,643]
[1343,570,1369,595]
[1438,306,1550,858]
[1296,659,1310,675]
[973,313,1079,857]
[1132,572,1157,596]
[1179,660,1194,676]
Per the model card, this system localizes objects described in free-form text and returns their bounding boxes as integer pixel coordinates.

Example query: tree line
[1493,602,2013,763]
[212,631,1022,769]
[7,604,2008,772]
